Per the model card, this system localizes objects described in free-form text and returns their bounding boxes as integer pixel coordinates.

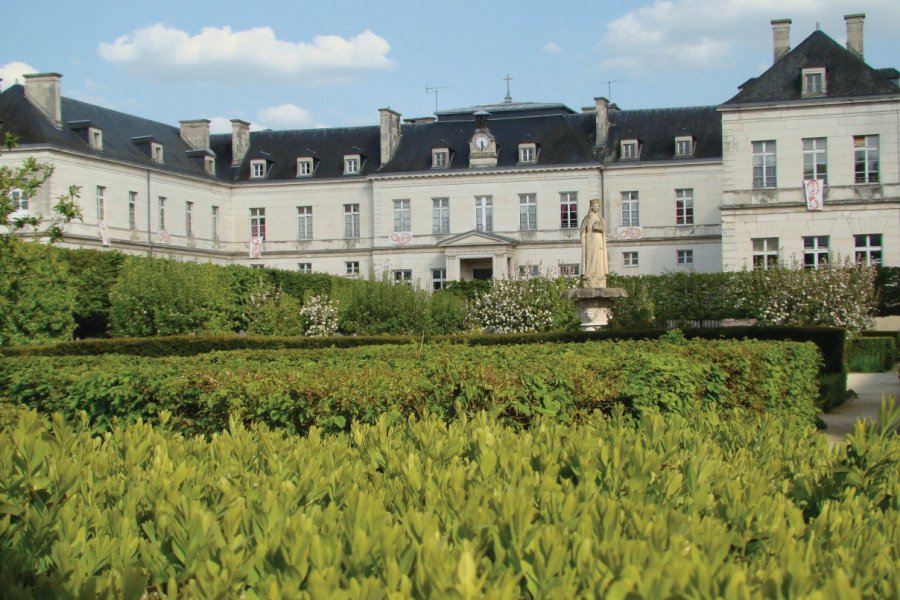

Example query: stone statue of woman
[580,198,608,288]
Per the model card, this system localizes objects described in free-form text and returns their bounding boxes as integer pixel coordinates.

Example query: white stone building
[1,15,896,287]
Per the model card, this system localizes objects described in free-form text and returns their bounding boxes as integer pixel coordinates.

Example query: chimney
[230,119,250,166]
[845,13,865,59]
[771,19,792,63]
[379,107,401,166]
[23,73,63,129]
[179,119,211,150]
[594,97,610,148]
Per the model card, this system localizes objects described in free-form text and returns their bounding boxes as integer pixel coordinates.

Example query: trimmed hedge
[0,339,822,435]
[848,336,897,372]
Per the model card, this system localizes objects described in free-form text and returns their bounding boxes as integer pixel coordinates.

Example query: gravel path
[819,368,900,444]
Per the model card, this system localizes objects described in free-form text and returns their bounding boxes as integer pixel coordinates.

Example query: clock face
[474,134,489,150]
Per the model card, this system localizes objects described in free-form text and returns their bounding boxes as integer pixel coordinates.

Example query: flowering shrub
[245,282,303,336]
[468,278,558,333]
[736,259,876,335]
[300,295,339,337]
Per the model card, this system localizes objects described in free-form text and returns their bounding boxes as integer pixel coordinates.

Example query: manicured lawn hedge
[848,336,897,372]
[1,404,897,598]
[0,339,822,435]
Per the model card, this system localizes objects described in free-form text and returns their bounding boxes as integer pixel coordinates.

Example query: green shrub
[335,275,431,335]
[875,266,900,316]
[58,247,124,338]
[848,336,897,372]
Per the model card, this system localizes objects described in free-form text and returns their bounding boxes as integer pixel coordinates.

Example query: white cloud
[542,42,562,55]
[99,24,393,84]
[0,61,38,91]
[256,104,323,129]
[595,0,900,72]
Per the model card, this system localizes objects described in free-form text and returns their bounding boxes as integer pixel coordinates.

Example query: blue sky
[3,1,900,133]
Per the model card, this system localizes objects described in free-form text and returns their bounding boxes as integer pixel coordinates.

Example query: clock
[473,133,490,151]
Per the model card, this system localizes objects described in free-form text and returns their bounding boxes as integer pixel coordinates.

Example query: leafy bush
[245,283,304,336]
[848,336,896,372]
[0,238,76,347]
[468,277,578,333]
[299,295,339,337]
[875,266,900,316]
[335,275,431,335]
[108,256,236,337]
[58,247,125,338]
[1,402,898,598]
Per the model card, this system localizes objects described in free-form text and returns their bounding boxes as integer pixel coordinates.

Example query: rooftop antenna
[589,80,626,104]
[503,74,513,103]
[425,84,453,112]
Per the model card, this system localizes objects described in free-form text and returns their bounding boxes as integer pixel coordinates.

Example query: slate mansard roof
[605,106,722,162]
[724,30,900,106]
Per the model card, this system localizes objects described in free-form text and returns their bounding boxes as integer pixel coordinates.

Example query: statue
[579,198,608,288]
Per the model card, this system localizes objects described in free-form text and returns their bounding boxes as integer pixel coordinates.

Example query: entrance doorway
[459,257,494,281]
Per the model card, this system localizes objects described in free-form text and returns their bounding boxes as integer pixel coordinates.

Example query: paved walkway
[819,368,900,444]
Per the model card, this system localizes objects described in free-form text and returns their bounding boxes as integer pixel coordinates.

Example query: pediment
[437,230,518,248]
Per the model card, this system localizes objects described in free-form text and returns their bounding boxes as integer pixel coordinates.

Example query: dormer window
[204,156,216,176]
[518,143,537,164]
[151,143,164,164]
[250,159,268,179]
[621,139,639,160]
[344,154,361,175]
[432,148,450,169]
[675,136,694,158]
[802,67,826,97]
[297,157,315,177]
[89,128,103,150]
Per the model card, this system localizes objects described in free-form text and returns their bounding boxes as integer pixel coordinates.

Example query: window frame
[211,205,219,241]
[432,148,449,169]
[802,137,828,183]
[752,140,777,188]
[752,237,779,270]
[676,249,694,266]
[158,196,167,231]
[854,234,882,266]
[674,136,693,158]
[185,201,194,238]
[621,191,639,227]
[432,268,447,291]
[432,197,449,234]
[128,191,137,230]
[151,143,164,164]
[393,269,413,285]
[345,261,360,276]
[623,251,639,268]
[96,185,105,221]
[297,206,313,240]
[518,143,537,164]
[250,160,268,179]
[344,154,361,175]
[801,67,826,97]
[298,263,312,273]
[802,235,829,269]
[344,203,361,239]
[854,135,879,184]
[250,207,266,240]
[297,157,314,177]
[519,193,537,231]
[560,192,578,229]
[620,139,639,160]
[393,199,411,232]
[475,195,493,232]
[88,127,103,150]
[675,188,694,226]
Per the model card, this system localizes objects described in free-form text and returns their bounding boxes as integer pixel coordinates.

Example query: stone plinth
[561,287,628,331]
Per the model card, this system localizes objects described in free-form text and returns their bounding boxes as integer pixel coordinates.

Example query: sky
[3,1,900,133]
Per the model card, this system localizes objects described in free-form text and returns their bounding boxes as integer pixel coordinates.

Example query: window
[158,197,167,230]
[250,207,266,240]
[297,206,313,240]
[344,204,360,238]
[432,149,449,168]
[185,201,194,238]
[560,192,578,229]
[251,160,267,179]
[752,237,779,270]
[675,189,693,225]
[128,192,137,230]
[211,206,219,241]
[752,141,777,188]
[803,138,827,182]
[297,158,314,177]
[519,143,536,164]
[677,249,694,265]
[393,199,411,232]
[854,135,879,184]
[623,252,639,268]
[621,139,639,160]
[89,128,103,150]
[151,143,164,164]
[475,196,493,232]
[518,265,541,278]
[344,155,360,175]
[432,268,446,291]
[9,188,28,212]
[802,67,826,97]
[803,236,829,268]
[204,156,216,176]
[519,193,537,230]
[432,197,449,234]
[393,269,413,285]
[559,263,580,276]
[298,263,312,273]
[621,191,639,227]
[346,261,360,275]
[675,136,693,157]
[96,186,105,221]
[855,234,882,266]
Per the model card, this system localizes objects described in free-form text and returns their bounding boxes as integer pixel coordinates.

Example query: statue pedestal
[561,287,628,331]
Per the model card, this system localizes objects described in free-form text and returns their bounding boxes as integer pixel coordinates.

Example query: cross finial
[503,74,513,103]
